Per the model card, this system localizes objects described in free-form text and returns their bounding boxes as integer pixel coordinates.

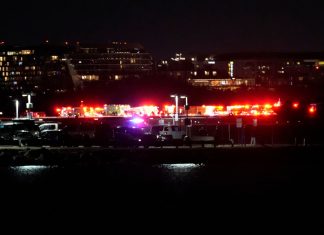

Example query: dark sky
[1,0,323,58]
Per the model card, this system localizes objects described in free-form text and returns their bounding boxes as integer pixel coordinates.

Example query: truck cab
[38,123,61,133]
[158,125,186,141]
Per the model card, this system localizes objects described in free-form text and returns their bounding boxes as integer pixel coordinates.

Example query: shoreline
[1,144,323,166]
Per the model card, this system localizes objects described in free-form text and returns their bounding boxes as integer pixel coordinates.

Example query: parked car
[113,126,158,148]
[12,130,41,146]
[40,130,65,146]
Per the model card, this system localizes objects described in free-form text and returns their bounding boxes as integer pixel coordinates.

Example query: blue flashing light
[130,117,144,124]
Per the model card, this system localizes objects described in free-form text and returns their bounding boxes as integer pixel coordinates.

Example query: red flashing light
[292,102,299,109]
[308,105,316,114]
[56,108,61,112]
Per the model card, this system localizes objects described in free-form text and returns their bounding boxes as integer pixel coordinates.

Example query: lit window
[51,55,58,61]
[7,51,17,56]
[81,75,99,81]
[21,50,32,55]
[228,61,234,78]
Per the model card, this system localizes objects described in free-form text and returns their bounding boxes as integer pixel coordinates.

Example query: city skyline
[1,0,324,59]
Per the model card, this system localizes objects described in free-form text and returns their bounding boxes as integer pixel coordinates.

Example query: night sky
[1,0,324,58]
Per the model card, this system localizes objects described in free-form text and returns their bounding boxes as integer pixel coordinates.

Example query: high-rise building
[0,44,72,93]
[66,42,154,89]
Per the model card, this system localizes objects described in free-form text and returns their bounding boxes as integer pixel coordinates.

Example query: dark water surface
[1,152,324,233]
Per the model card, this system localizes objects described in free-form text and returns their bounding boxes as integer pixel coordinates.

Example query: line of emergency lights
[55,100,317,118]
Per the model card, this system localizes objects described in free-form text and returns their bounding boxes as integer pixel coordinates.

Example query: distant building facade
[0,41,154,92]
[66,42,154,89]
[0,44,72,93]
[157,52,324,90]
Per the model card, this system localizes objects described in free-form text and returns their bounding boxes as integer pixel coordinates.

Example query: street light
[180,96,188,106]
[180,95,190,137]
[170,94,179,123]
[15,100,19,119]
[22,92,35,119]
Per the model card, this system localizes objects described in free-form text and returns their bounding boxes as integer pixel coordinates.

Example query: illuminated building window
[31,66,36,70]
[21,50,32,55]
[81,75,99,81]
[204,71,209,76]
[115,75,120,80]
[0,57,3,61]
[194,71,197,76]
[51,55,58,61]
[7,51,17,56]
[228,61,234,78]
[212,71,217,76]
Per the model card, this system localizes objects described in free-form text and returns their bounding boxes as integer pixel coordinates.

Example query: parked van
[158,125,186,144]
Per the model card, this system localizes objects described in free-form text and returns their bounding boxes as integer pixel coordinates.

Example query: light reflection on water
[157,163,204,173]
[9,165,58,176]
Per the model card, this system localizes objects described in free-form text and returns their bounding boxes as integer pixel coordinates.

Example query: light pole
[170,94,179,124]
[22,92,35,119]
[15,100,19,119]
[180,96,188,107]
[180,95,190,137]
